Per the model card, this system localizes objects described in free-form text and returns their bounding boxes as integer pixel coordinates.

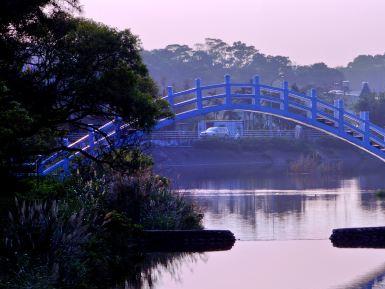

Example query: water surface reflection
[151,166,385,289]
[155,241,385,289]
[190,191,385,241]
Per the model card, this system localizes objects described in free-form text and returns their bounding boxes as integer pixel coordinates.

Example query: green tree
[143,38,343,91]
[342,54,385,92]
[355,93,385,126]
[0,1,170,182]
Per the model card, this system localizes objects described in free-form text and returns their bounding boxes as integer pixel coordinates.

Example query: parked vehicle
[199,127,230,138]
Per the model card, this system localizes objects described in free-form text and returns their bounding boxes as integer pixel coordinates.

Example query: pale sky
[81,0,385,67]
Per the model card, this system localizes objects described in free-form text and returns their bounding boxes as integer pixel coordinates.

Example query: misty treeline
[143,38,385,94]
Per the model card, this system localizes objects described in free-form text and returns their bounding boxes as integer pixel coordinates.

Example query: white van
[199,127,230,138]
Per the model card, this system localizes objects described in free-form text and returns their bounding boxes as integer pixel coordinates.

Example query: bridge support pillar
[253,75,261,108]
[334,99,344,131]
[308,89,317,119]
[198,119,206,135]
[360,111,370,144]
[281,81,289,111]
[196,78,203,110]
[167,86,174,112]
[225,75,231,105]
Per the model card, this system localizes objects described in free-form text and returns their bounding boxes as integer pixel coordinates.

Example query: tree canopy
[355,92,385,127]
[342,54,385,92]
[0,0,170,178]
[142,38,344,94]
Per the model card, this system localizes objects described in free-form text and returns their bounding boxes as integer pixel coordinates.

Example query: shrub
[0,153,204,288]
[289,153,343,174]
[375,190,385,198]
[18,177,67,200]
[107,170,203,230]
[289,154,320,173]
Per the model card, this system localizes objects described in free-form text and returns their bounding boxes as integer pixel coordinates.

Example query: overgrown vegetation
[0,1,203,288]
[0,160,202,289]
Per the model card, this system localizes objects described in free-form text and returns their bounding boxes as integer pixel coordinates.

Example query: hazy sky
[81,0,385,67]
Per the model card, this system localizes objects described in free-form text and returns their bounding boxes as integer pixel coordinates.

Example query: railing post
[225,75,231,105]
[62,138,70,176]
[88,126,95,155]
[334,99,344,131]
[359,111,370,144]
[196,78,203,110]
[253,75,261,108]
[167,86,174,112]
[114,116,123,146]
[310,89,317,120]
[281,81,289,111]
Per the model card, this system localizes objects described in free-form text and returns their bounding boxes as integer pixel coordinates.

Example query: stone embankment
[330,226,385,248]
[139,230,236,252]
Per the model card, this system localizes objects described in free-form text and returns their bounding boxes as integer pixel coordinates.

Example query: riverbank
[150,138,385,174]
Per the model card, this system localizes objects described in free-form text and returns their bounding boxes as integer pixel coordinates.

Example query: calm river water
[151,166,385,289]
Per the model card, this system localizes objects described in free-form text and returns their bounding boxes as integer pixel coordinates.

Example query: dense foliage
[355,92,385,126]
[142,38,344,93]
[0,0,170,182]
[341,54,385,92]
[0,160,202,289]
[0,1,203,288]
[143,38,385,94]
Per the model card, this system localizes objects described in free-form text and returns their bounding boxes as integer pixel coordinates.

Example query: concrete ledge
[330,226,385,248]
[138,230,236,252]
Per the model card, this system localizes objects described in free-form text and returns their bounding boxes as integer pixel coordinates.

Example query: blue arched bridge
[40,75,385,175]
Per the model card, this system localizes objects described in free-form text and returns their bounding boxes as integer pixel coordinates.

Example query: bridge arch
[40,75,385,175]
[157,75,385,162]
[156,104,384,162]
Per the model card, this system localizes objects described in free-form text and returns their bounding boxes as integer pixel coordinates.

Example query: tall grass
[0,162,203,289]
[1,199,92,288]
[289,153,342,174]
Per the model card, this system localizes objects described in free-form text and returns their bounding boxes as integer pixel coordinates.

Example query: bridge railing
[165,75,385,155]
[39,118,128,176]
[144,129,331,147]
[40,75,385,175]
